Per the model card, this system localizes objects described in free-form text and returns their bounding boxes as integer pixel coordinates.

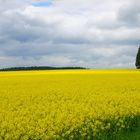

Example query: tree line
[0,66,86,71]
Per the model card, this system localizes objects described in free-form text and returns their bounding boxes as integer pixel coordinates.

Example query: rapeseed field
[0,69,140,140]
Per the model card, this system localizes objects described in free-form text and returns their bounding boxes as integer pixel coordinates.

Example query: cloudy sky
[0,0,140,68]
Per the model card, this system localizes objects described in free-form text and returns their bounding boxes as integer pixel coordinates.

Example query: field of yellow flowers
[0,69,140,140]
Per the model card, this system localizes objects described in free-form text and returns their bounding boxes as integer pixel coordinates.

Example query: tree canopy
[136,46,140,69]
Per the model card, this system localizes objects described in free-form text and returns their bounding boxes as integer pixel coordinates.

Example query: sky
[0,0,140,68]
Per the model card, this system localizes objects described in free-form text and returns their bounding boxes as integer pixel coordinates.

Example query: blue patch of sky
[32,0,53,7]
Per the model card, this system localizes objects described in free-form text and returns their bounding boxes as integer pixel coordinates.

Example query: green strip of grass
[118,126,140,140]
[106,117,140,140]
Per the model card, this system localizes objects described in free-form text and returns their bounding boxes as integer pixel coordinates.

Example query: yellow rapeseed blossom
[0,69,140,139]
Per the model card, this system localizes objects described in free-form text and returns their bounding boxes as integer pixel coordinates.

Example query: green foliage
[136,46,140,69]
[0,66,86,71]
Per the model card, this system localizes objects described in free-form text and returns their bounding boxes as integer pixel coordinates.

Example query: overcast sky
[0,0,140,68]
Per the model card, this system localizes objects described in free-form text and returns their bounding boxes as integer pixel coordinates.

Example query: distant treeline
[0,66,86,71]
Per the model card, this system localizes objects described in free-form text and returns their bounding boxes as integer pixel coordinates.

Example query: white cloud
[0,0,139,68]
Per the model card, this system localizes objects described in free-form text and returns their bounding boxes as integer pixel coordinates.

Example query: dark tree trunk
[136,46,140,69]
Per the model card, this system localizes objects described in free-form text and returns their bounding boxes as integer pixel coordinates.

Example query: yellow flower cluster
[0,70,140,139]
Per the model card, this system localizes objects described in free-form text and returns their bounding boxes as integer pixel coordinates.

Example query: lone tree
[136,46,140,69]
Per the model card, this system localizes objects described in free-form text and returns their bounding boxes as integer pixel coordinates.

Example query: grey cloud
[0,0,139,68]
[118,0,140,27]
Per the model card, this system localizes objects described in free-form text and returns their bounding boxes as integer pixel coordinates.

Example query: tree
[136,46,140,69]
